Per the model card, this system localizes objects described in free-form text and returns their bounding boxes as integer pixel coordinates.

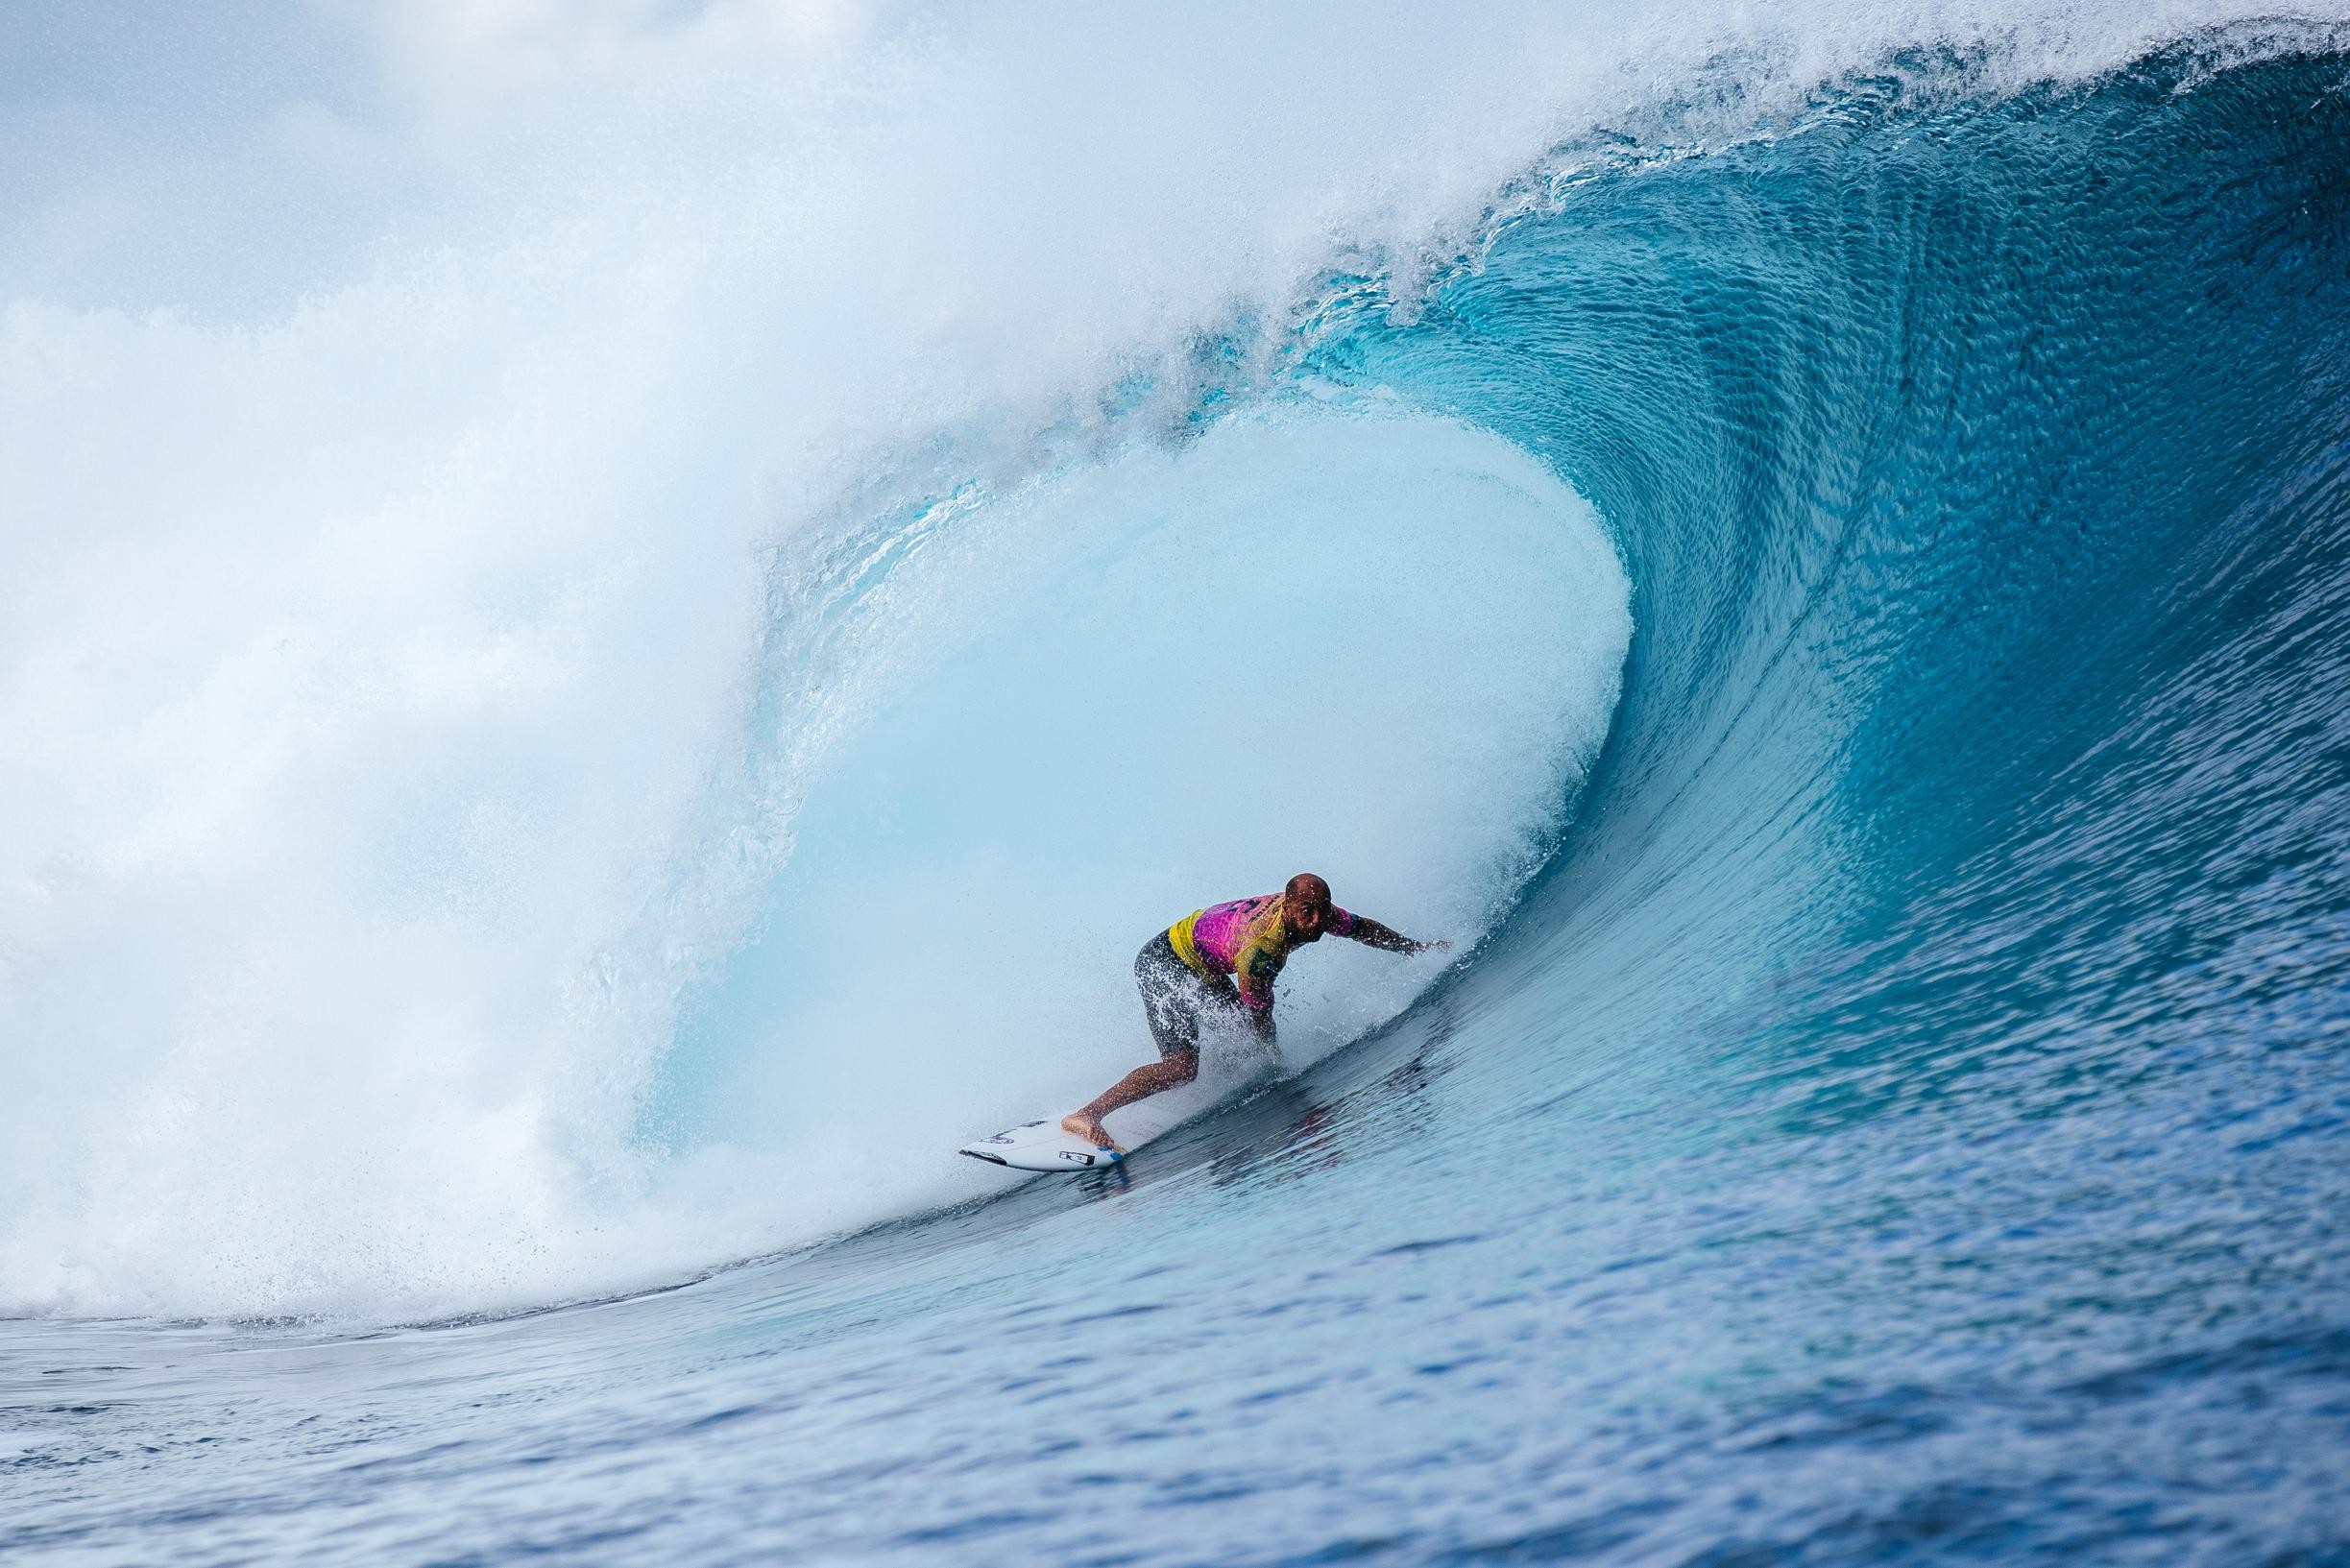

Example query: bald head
[1281,872,1335,940]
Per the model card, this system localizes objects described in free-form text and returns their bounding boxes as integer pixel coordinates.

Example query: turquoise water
[8,19,2350,1566]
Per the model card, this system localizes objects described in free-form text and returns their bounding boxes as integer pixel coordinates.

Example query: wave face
[1337,28,2350,1151]
[7,10,2350,1565]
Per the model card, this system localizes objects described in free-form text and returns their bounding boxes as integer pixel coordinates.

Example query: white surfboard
[958,1118,1126,1172]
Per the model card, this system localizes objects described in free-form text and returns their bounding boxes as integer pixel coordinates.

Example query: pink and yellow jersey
[1166,895,1358,1012]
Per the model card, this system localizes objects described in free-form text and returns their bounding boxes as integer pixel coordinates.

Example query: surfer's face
[1284,891,1330,940]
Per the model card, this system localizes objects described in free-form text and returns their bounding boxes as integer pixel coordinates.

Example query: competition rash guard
[1166,895,1358,1013]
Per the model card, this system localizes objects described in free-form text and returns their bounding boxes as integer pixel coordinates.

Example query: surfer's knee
[1166,1048,1199,1083]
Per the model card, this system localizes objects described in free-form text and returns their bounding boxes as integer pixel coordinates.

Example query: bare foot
[1061,1111,1113,1148]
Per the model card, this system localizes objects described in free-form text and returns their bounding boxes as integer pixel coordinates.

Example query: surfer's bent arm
[1238,954,1279,1044]
[1344,914,1444,955]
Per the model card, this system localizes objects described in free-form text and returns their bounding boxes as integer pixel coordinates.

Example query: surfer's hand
[1414,938,1453,954]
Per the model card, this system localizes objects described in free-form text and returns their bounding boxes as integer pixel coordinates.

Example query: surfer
[1062,874,1448,1148]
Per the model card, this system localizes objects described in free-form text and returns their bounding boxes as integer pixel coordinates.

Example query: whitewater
[7,2,2350,1562]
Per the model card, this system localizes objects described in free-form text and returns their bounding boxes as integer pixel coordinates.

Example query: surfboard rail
[958,1119,1127,1172]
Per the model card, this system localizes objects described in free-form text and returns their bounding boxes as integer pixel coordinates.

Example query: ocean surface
[6,5,2350,1563]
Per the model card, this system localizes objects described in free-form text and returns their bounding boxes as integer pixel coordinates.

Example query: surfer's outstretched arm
[1345,915,1449,955]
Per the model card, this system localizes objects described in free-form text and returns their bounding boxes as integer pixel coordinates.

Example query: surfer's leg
[1127,931,1208,1053]
[1063,1048,1199,1146]
[1064,937,1207,1146]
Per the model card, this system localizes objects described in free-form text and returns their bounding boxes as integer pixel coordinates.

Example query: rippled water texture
[9,32,2350,1568]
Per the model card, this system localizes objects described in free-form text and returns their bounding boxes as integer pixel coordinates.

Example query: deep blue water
[8,30,2350,1566]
